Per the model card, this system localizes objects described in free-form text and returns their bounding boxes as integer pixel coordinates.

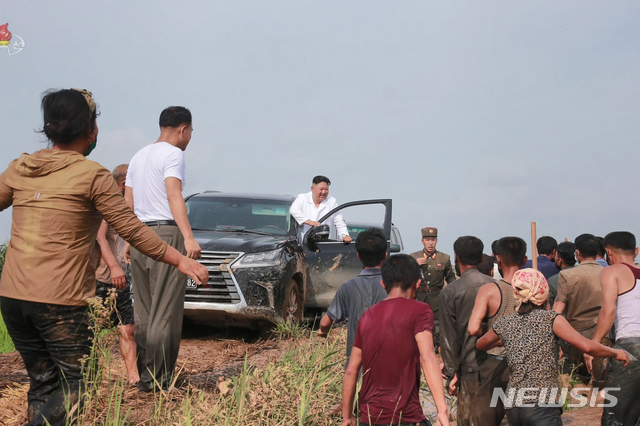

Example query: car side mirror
[307,224,330,242]
[390,243,401,253]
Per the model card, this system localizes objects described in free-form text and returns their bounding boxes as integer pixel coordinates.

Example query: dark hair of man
[574,234,599,259]
[477,254,495,276]
[40,89,98,145]
[603,232,636,255]
[517,301,547,315]
[596,236,606,258]
[356,228,387,267]
[381,254,420,293]
[491,240,499,256]
[537,236,557,256]
[453,236,484,266]
[496,237,527,267]
[556,242,577,267]
[159,106,192,128]
[312,175,331,186]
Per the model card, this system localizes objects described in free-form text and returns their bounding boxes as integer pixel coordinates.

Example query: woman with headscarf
[0,89,208,426]
[477,268,629,426]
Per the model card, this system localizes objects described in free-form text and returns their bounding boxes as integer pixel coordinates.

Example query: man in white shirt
[290,175,352,243]
[124,106,201,393]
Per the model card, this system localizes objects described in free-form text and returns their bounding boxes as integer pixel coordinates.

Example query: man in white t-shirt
[290,175,351,243]
[124,106,201,393]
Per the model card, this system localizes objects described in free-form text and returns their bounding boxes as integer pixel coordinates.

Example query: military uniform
[409,227,456,351]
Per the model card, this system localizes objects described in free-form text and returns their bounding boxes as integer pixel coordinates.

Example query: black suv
[183,192,395,329]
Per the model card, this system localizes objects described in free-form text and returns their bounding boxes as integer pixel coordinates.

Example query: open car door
[302,199,392,308]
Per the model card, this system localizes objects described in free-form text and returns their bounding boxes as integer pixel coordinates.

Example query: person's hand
[584,353,594,373]
[124,242,131,265]
[110,264,126,290]
[185,236,201,259]
[305,220,322,227]
[342,235,352,244]
[177,256,208,285]
[447,374,458,396]
[342,417,356,426]
[436,410,450,426]
[416,257,427,265]
[615,349,630,367]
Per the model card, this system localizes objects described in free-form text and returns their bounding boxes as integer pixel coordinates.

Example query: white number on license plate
[186,278,197,289]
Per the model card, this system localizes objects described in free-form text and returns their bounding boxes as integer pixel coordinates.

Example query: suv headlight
[234,249,282,268]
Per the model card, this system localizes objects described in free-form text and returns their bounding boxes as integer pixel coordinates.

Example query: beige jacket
[0,149,167,305]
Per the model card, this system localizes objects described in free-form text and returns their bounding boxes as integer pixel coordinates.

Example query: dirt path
[0,328,605,425]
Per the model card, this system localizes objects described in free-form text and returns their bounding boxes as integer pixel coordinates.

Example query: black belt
[144,220,177,227]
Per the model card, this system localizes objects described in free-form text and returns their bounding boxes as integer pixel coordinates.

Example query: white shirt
[290,192,348,239]
[125,142,186,222]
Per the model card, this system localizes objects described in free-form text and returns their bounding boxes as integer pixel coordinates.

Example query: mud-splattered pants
[131,223,187,392]
[0,297,92,426]
[601,337,640,426]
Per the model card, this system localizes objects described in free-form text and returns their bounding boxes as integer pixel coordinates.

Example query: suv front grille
[185,251,241,304]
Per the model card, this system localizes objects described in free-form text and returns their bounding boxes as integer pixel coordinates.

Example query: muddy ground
[0,325,604,425]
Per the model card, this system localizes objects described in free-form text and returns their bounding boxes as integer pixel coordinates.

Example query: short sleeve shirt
[125,142,186,222]
[353,298,434,424]
[326,268,387,365]
[492,310,561,408]
[555,261,603,331]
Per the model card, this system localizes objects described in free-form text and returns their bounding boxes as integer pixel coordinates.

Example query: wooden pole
[531,222,538,270]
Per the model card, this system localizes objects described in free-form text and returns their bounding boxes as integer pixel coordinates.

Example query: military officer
[410,227,456,350]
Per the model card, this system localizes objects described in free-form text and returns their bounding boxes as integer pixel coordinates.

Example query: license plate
[186,278,197,289]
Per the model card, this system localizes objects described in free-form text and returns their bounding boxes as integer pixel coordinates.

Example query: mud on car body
[183,192,393,329]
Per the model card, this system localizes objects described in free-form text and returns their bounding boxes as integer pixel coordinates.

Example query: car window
[186,198,291,235]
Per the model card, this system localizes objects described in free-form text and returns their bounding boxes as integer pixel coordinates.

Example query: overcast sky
[1,1,639,256]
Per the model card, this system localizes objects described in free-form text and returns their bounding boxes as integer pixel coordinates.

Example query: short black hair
[596,236,606,258]
[537,236,557,256]
[312,175,331,185]
[356,228,387,267]
[40,89,98,145]
[453,236,484,266]
[556,242,577,267]
[496,237,527,267]
[477,254,495,276]
[159,106,192,128]
[574,234,599,259]
[381,254,420,293]
[604,232,636,255]
[491,240,499,256]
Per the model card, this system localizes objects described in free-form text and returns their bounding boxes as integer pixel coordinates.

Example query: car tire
[282,279,302,322]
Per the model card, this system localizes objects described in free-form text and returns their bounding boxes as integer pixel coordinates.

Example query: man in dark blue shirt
[523,236,560,279]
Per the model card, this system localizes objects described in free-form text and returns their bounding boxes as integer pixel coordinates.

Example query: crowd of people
[324,229,640,426]
[0,88,639,426]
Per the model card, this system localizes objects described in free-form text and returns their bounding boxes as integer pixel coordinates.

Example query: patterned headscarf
[512,268,549,311]
[71,88,96,117]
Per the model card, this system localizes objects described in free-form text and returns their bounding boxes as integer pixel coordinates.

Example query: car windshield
[186,197,292,236]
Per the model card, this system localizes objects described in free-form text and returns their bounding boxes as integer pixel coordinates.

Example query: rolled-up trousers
[131,223,187,392]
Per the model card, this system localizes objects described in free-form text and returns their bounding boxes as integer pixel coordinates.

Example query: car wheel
[282,279,302,322]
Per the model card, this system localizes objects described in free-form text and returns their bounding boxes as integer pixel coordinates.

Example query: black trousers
[506,406,562,426]
[601,337,640,426]
[471,357,510,426]
[0,297,92,426]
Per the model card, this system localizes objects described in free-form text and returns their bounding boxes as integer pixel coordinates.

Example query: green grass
[0,311,15,354]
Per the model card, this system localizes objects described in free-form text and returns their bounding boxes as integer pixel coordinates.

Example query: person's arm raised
[416,331,450,426]
[553,315,629,365]
[165,177,201,259]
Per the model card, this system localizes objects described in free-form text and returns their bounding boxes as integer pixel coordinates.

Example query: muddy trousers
[131,224,187,392]
[601,337,640,426]
[505,406,562,426]
[561,324,611,387]
[0,297,92,426]
[471,357,510,426]
[456,371,481,426]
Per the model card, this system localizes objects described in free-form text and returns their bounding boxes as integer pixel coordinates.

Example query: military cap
[421,227,438,238]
